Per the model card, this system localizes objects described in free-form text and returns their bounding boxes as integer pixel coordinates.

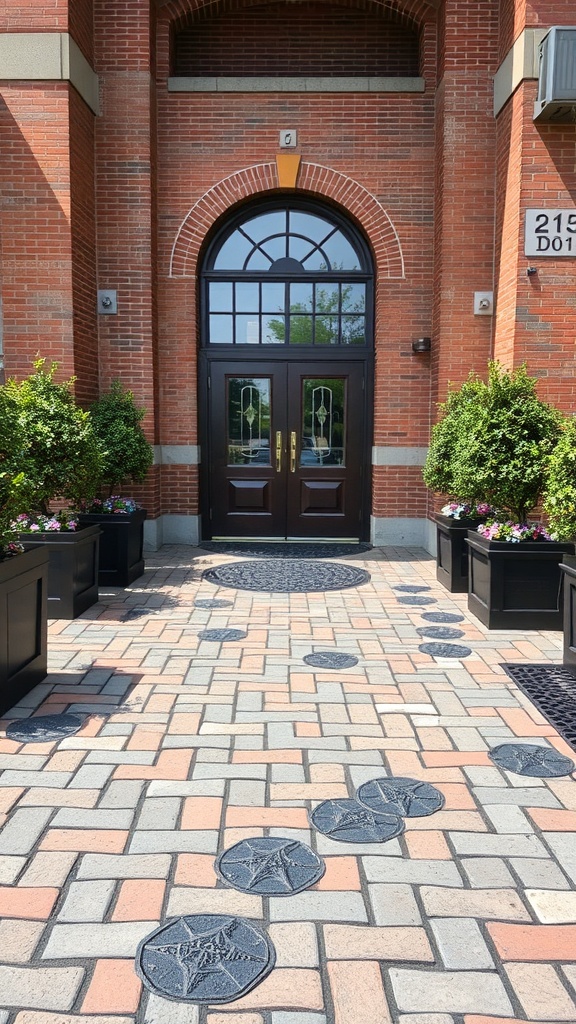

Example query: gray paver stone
[270,891,368,922]
[0,809,53,855]
[510,857,571,889]
[363,858,463,886]
[389,968,513,1014]
[42,921,159,959]
[76,853,171,879]
[0,965,85,1010]
[430,918,495,969]
[137,798,181,831]
[369,884,422,925]
[57,880,116,922]
[461,858,516,889]
[99,780,144,807]
[144,992,199,1024]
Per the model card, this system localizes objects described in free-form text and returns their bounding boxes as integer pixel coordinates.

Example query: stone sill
[168,76,426,93]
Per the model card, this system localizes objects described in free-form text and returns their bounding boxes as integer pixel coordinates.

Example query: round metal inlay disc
[396,595,437,606]
[215,837,325,896]
[419,642,472,658]
[488,742,575,778]
[416,625,465,640]
[203,560,370,594]
[309,798,404,844]
[393,585,432,593]
[194,599,234,609]
[357,776,445,818]
[421,611,465,623]
[136,914,276,1004]
[6,714,85,744]
[198,629,247,642]
[303,652,359,670]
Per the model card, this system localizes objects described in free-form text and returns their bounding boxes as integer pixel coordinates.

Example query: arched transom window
[202,202,373,347]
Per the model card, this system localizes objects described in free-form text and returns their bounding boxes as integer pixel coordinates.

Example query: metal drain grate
[501,663,576,751]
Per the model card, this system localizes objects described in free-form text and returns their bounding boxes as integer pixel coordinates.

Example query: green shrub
[89,380,154,496]
[0,387,33,556]
[4,360,102,515]
[424,362,563,524]
[544,416,576,541]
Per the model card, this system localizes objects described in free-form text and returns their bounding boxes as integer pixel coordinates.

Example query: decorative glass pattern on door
[227,378,271,465]
[204,202,371,348]
[301,378,345,467]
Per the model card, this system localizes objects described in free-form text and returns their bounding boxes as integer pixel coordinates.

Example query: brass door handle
[276,431,282,472]
[290,431,297,473]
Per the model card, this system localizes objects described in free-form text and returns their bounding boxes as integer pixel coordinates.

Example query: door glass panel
[235,282,259,312]
[301,378,345,466]
[235,314,260,345]
[209,314,233,343]
[227,378,271,465]
[209,281,233,312]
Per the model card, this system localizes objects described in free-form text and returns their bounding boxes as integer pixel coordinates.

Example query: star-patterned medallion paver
[488,742,575,778]
[357,776,445,818]
[216,837,325,895]
[310,798,404,843]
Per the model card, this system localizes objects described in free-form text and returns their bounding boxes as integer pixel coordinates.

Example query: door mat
[203,559,370,593]
[501,662,576,751]
[199,541,371,559]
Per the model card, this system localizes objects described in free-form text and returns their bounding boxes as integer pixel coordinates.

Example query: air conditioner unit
[534,27,576,123]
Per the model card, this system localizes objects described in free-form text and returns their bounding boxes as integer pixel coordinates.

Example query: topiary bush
[423,375,487,506]
[4,360,102,516]
[448,362,563,524]
[89,380,154,497]
[0,386,33,557]
[543,416,576,541]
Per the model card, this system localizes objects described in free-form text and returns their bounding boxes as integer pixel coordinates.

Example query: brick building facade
[1,0,575,549]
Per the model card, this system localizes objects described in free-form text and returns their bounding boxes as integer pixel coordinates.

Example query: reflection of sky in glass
[288,236,315,263]
[209,314,233,343]
[342,283,365,312]
[261,283,284,312]
[289,211,333,243]
[213,232,252,270]
[209,281,233,312]
[243,211,286,237]
[290,283,313,311]
[235,282,259,312]
[245,249,271,271]
[320,233,360,270]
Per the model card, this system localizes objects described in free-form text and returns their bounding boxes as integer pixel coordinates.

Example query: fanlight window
[204,204,372,347]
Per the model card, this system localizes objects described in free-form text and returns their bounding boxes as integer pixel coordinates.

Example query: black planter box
[78,509,146,587]
[561,555,576,666]
[467,531,575,630]
[0,546,48,714]
[433,514,483,592]
[19,525,101,619]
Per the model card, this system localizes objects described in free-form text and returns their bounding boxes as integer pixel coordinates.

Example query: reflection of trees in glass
[227,378,271,465]
[267,285,365,346]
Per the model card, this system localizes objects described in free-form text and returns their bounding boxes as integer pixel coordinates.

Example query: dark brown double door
[205,359,368,540]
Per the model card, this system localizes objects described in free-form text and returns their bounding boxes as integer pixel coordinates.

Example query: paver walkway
[1,544,576,1024]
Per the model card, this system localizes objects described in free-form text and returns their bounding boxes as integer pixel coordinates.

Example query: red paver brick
[421,752,492,767]
[40,830,128,853]
[405,830,451,859]
[496,708,555,736]
[487,923,576,960]
[81,959,142,1013]
[295,723,321,737]
[315,856,361,890]
[112,878,166,921]
[0,788,23,813]
[0,887,59,919]
[113,749,193,780]
[526,808,576,830]
[181,797,223,830]
[328,960,392,1023]
[233,750,302,764]
[218,968,323,1010]
[175,854,218,887]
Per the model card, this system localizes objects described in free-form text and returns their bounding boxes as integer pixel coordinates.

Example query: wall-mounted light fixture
[412,337,431,354]
[527,266,538,276]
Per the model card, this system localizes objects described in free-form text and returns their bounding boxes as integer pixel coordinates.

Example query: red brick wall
[0,84,76,382]
[174,3,419,77]
[69,88,99,405]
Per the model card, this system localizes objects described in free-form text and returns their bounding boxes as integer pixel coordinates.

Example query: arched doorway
[199,198,374,540]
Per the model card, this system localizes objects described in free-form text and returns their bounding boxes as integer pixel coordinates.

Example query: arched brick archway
[169,161,405,279]
[157,0,438,30]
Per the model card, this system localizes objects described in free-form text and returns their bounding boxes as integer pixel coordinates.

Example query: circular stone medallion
[419,641,472,658]
[396,595,437,606]
[393,585,432,593]
[309,798,404,844]
[421,611,465,624]
[203,560,370,594]
[136,914,276,1004]
[303,652,358,670]
[416,625,465,640]
[488,742,575,778]
[198,629,247,642]
[6,714,85,744]
[215,837,325,896]
[194,599,234,609]
[357,776,445,818]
